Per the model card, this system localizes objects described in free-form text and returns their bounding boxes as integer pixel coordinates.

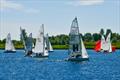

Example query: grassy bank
[0,42,120,49]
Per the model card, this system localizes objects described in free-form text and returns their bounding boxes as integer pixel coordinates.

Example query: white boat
[4,33,16,53]
[33,24,49,57]
[45,34,53,52]
[68,17,89,61]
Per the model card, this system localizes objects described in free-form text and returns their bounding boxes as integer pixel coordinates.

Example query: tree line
[0,29,120,48]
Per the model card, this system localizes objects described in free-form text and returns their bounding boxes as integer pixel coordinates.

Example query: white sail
[5,33,16,51]
[33,26,44,54]
[45,34,53,51]
[81,38,89,58]
[43,39,49,56]
[49,41,53,51]
[101,35,106,50]
[106,33,112,52]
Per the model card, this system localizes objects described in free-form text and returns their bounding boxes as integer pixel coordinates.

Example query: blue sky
[0,0,120,40]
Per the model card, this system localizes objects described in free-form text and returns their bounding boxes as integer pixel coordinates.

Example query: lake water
[0,49,120,80]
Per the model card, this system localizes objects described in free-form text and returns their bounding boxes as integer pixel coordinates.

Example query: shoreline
[0,48,120,50]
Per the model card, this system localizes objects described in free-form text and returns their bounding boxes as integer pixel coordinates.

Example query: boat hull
[32,53,49,58]
[97,50,113,53]
[48,51,54,52]
[25,51,33,56]
[68,57,89,61]
[4,50,16,53]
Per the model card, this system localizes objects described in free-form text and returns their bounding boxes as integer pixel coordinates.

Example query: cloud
[67,0,104,6]
[0,0,39,14]
[0,0,23,10]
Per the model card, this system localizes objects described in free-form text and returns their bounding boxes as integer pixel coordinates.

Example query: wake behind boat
[68,17,89,61]
[4,33,16,53]
[32,24,49,58]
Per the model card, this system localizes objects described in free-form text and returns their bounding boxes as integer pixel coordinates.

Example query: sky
[0,0,120,40]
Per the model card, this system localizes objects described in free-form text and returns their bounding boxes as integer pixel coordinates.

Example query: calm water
[0,49,120,80]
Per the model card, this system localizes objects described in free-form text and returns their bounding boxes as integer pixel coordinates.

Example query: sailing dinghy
[25,33,33,56]
[4,33,16,53]
[68,17,89,61]
[32,24,49,58]
[95,33,116,52]
[20,27,33,56]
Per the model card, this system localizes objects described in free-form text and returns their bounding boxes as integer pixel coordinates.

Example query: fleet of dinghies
[3,17,116,62]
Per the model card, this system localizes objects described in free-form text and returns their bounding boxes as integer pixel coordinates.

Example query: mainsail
[69,17,81,55]
[106,33,112,52]
[20,27,33,55]
[101,35,106,50]
[43,39,49,56]
[34,26,44,54]
[25,33,33,54]
[5,33,16,51]
[33,24,49,57]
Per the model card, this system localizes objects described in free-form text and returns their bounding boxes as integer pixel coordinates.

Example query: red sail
[94,40,101,52]
[112,46,116,52]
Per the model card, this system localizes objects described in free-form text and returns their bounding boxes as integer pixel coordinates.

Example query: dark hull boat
[68,57,89,61]
[33,53,48,58]
[4,50,16,53]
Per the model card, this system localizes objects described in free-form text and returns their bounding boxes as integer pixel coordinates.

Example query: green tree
[93,33,101,41]
[84,33,93,42]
